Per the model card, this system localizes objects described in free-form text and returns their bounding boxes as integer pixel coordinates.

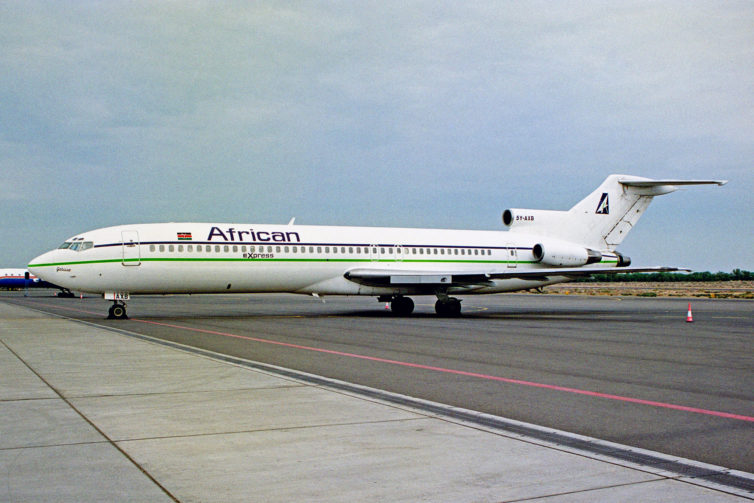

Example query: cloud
[0,1,751,269]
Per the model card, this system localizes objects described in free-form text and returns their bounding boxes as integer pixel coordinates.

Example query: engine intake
[502,208,568,229]
[532,241,602,267]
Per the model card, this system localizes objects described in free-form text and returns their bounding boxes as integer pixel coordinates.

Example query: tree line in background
[576,269,753,283]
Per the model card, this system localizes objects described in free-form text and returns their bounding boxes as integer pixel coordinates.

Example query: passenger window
[187,245,193,252]
[150,245,156,252]
[215,245,220,253]
[159,245,165,252]
[178,245,184,252]
[224,245,229,252]
[233,245,238,253]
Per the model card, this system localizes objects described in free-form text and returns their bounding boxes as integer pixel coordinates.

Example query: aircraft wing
[344,266,689,287]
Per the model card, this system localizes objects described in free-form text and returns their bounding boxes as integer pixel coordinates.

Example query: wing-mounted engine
[532,240,603,267]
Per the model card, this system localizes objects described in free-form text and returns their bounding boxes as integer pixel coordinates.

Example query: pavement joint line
[57,384,306,400]
[111,416,430,445]
[0,336,181,503]
[0,440,114,451]
[6,300,754,498]
[501,477,674,503]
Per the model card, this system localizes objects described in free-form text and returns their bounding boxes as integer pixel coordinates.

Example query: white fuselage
[28,222,621,297]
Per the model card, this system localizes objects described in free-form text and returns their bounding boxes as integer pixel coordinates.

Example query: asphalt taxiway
[1,292,752,501]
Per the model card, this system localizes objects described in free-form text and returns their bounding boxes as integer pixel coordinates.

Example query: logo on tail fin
[596,193,609,214]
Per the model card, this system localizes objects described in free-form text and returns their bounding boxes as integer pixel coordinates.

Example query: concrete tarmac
[8,292,752,472]
[1,297,752,501]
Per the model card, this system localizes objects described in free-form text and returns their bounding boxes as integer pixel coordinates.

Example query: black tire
[108,304,128,320]
[435,298,462,317]
[391,296,415,316]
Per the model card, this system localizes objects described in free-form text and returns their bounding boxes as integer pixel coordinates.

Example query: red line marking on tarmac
[131,317,754,424]
[19,300,754,423]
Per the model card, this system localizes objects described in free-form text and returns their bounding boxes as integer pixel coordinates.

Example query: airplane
[27,174,726,319]
[0,268,72,295]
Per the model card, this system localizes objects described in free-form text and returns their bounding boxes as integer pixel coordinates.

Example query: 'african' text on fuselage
[207,226,301,243]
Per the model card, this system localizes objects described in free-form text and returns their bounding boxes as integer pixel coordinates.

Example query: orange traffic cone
[686,303,693,323]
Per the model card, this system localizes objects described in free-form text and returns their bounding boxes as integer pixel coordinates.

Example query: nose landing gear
[107,301,128,320]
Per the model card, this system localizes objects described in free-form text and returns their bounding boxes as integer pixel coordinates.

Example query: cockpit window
[67,241,94,252]
[58,242,72,249]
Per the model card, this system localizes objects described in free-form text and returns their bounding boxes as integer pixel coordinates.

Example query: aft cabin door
[121,230,141,266]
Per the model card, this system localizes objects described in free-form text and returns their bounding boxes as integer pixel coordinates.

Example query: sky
[1,1,752,272]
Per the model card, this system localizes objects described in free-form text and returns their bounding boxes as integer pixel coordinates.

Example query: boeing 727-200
[28,174,726,319]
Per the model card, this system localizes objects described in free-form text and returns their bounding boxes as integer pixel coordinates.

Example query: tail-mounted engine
[502,208,568,230]
[532,240,603,267]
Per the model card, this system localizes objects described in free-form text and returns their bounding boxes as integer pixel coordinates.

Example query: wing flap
[344,266,688,288]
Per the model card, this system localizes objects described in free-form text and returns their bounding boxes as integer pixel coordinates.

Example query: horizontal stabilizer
[619,179,727,187]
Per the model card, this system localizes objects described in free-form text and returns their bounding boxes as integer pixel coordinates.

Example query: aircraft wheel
[391,296,414,316]
[108,303,128,320]
[435,298,462,317]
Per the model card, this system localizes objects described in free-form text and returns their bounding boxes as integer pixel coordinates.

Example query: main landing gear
[435,297,462,317]
[107,301,128,320]
[378,295,463,317]
[379,295,415,316]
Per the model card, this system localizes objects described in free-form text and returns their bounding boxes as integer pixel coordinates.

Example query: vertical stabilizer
[503,175,726,251]
[566,174,653,250]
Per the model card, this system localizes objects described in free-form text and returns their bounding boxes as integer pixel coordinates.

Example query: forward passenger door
[121,230,141,266]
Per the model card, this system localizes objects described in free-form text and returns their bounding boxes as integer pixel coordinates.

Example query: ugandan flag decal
[177,232,193,241]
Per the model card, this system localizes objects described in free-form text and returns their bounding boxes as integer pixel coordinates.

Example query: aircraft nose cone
[28,251,55,280]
